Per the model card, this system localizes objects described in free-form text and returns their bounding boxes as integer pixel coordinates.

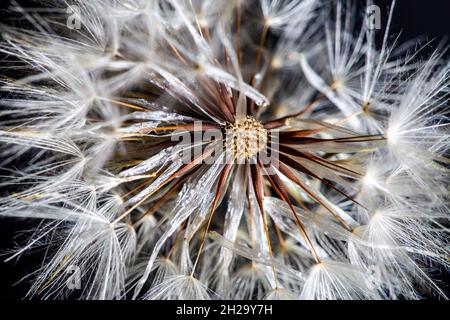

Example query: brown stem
[190,164,233,276]
[262,165,321,264]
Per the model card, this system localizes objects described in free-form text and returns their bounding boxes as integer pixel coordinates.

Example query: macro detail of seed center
[225,116,268,161]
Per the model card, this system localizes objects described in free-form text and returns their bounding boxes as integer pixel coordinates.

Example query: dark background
[0,0,449,300]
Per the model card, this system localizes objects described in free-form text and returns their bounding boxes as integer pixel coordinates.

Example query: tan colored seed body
[225,116,268,161]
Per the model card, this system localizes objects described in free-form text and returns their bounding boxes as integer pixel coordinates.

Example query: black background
[0,0,449,300]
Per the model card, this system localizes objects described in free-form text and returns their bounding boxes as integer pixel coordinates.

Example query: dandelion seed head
[225,116,268,161]
[0,0,448,300]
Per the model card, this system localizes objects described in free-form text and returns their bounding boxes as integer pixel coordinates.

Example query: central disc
[225,116,268,161]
